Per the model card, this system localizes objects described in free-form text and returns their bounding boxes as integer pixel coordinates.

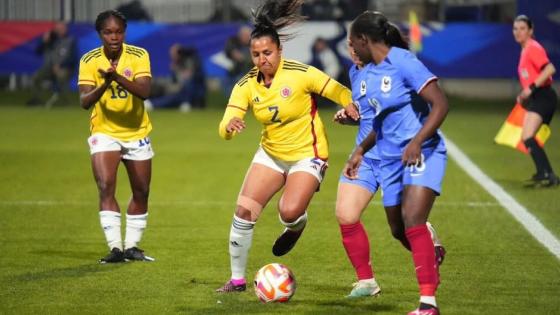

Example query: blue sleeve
[400,53,437,93]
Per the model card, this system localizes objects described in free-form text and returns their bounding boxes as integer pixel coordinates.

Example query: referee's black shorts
[524,85,558,124]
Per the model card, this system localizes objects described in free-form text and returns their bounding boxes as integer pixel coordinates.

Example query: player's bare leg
[522,112,559,186]
[402,185,440,314]
[336,183,380,298]
[217,163,284,292]
[272,171,318,257]
[92,151,124,263]
[122,159,154,261]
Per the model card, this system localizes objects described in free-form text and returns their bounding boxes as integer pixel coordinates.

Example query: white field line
[0,200,499,208]
[444,135,560,260]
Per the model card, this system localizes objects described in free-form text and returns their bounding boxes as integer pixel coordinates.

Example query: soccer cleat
[272,228,304,256]
[215,280,247,293]
[435,245,446,266]
[99,247,125,264]
[427,222,446,266]
[123,247,155,262]
[530,172,560,187]
[346,280,381,298]
[408,306,440,315]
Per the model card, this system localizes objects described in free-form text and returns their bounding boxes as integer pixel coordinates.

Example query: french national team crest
[360,80,366,96]
[123,67,133,79]
[280,86,292,98]
[381,75,392,93]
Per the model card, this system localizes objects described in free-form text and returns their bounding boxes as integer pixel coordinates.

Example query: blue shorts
[338,157,381,193]
[380,147,447,207]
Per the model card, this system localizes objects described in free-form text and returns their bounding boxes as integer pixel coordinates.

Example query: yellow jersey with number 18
[78,43,152,141]
[219,58,352,161]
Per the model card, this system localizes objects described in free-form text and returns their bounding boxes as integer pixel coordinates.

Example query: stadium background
[0,1,559,314]
[1,0,559,97]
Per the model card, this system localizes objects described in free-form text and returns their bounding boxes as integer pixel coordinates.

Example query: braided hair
[95,10,127,33]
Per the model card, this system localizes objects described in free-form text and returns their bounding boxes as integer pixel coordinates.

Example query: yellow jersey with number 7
[219,58,352,161]
[78,43,152,141]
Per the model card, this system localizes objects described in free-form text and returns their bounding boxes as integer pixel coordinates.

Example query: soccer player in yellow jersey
[216,0,359,292]
[78,10,154,263]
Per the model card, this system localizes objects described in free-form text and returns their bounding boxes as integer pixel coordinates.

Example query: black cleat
[216,280,246,293]
[99,247,125,264]
[124,247,155,262]
[435,245,446,266]
[530,172,560,187]
[272,228,304,256]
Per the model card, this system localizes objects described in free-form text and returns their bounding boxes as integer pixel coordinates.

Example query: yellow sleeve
[78,57,96,86]
[218,82,250,140]
[306,66,352,107]
[134,49,151,79]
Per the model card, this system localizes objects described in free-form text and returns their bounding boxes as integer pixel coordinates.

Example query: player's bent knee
[237,195,263,221]
[335,207,360,225]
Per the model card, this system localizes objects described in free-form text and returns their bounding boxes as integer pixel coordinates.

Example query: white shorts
[88,133,154,161]
[251,147,328,183]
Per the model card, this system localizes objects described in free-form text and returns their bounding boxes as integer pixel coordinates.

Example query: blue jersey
[349,65,379,160]
[362,47,444,159]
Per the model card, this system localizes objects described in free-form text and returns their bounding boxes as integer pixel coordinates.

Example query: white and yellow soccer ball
[254,263,296,303]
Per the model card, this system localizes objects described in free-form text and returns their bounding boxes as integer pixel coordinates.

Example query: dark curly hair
[250,0,306,46]
[95,10,127,33]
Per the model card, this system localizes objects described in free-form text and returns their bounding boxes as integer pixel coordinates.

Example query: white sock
[229,215,255,280]
[99,210,122,251]
[359,278,377,285]
[279,212,307,231]
[124,213,148,249]
[420,295,437,307]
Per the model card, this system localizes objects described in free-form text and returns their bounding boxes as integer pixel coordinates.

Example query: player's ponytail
[385,22,408,50]
[251,0,306,46]
[351,11,409,50]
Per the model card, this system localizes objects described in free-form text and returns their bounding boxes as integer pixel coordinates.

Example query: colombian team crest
[381,76,391,93]
[123,67,133,79]
[280,86,292,98]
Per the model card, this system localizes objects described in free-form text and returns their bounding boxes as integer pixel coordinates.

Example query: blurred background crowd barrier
[0,0,558,100]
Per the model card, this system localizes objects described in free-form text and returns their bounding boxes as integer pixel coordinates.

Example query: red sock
[340,222,374,280]
[406,224,439,296]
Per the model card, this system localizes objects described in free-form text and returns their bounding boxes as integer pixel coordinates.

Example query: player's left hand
[402,139,422,166]
[343,150,363,179]
[98,67,117,82]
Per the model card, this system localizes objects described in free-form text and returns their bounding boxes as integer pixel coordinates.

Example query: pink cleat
[407,306,440,315]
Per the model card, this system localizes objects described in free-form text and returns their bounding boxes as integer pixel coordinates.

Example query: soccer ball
[254,263,296,303]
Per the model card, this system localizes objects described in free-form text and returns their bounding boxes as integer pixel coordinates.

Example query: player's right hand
[343,151,363,179]
[226,117,246,133]
[344,102,360,121]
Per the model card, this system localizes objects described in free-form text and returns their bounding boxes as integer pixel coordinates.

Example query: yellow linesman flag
[494,103,551,154]
[409,10,422,53]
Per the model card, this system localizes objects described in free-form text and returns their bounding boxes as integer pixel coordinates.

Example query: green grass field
[0,92,559,314]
